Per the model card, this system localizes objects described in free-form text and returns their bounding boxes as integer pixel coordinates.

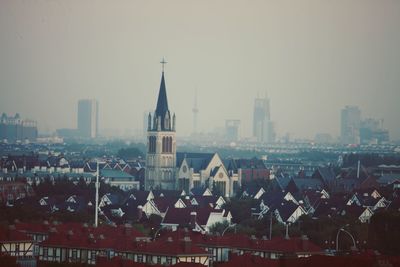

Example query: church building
[145,60,241,196]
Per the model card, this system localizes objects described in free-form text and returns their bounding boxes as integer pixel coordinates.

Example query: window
[72,249,77,260]
[191,257,196,263]
[157,256,161,264]
[193,180,201,188]
[162,136,173,153]
[148,136,157,153]
[15,244,20,254]
[43,248,48,257]
[166,257,172,265]
[214,181,226,196]
[137,255,143,263]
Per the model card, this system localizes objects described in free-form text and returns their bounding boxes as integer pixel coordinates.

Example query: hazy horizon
[1,0,399,140]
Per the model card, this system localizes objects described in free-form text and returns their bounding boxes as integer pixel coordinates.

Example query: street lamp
[153,226,164,240]
[336,225,357,252]
[222,223,237,236]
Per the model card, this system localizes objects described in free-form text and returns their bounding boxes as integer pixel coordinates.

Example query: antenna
[95,161,100,227]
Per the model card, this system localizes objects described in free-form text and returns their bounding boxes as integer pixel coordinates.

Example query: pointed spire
[154,58,173,131]
[155,72,169,120]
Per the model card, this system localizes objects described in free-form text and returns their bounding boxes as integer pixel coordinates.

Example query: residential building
[252,95,275,143]
[225,120,240,142]
[0,113,37,143]
[360,118,389,144]
[78,99,98,138]
[340,106,361,144]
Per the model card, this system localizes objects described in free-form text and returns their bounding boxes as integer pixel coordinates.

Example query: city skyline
[1,1,400,140]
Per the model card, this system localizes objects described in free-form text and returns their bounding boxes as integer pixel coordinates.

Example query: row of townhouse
[100,188,231,232]
[8,220,323,266]
[245,182,396,225]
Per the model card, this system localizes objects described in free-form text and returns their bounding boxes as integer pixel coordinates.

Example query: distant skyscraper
[225,120,240,142]
[0,113,37,142]
[341,105,361,144]
[360,118,389,144]
[253,94,275,143]
[192,89,199,135]
[77,99,98,138]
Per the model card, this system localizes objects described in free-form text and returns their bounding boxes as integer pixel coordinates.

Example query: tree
[117,147,144,159]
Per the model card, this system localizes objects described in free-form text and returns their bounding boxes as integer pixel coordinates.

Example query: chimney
[357,160,361,179]
[88,233,95,243]
[49,227,58,237]
[301,235,309,251]
[183,236,191,253]
[137,205,143,221]
[190,212,197,229]
[67,230,74,240]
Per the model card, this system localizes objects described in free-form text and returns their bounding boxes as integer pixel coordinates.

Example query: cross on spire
[160,57,167,73]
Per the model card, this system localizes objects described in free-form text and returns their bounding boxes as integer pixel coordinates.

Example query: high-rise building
[225,120,240,142]
[192,89,199,135]
[145,60,176,190]
[340,105,361,144]
[360,118,389,144]
[253,95,275,143]
[77,99,98,138]
[0,113,37,143]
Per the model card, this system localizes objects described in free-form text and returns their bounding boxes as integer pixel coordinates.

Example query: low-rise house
[0,181,35,205]
[161,207,232,233]
[101,169,139,191]
[0,226,35,257]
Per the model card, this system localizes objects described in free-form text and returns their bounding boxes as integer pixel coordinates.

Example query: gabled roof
[162,207,224,227]
[289,178,324,192]
[313,166,335,183]
[190,187,212,197]
[378,174,400,185]
[176,152,215,171]
[275,201,304,222]
[274,175,291,190]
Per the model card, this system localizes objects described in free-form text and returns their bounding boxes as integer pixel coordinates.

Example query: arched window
[168,137,172,153]
[149,136,156,153]
[162,137,168,153]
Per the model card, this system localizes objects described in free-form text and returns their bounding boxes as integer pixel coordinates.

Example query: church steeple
[152,58,173,131]
[145,58,177,191]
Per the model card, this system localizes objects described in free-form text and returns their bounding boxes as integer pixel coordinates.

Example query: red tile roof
[0,226,31,242]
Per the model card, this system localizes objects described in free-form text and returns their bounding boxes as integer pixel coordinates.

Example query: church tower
[145,59,176,190]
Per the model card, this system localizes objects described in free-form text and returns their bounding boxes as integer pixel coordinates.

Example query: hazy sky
[1,0,399,140]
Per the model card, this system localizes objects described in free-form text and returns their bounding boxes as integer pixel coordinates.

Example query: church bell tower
[145,58,176,190]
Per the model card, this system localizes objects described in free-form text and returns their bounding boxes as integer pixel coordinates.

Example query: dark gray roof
[176,152,214,172]
[377,174,400,185]
[291,178,324,191]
